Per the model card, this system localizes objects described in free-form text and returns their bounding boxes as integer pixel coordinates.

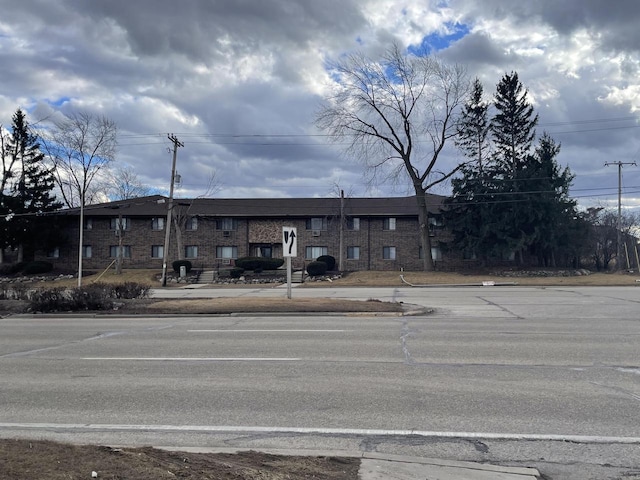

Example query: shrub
[29,287,71,312]
[306,261,328,277]
[68,283,113,311]
[0,262,27,275]
[235,257,284,271]
[317,255,336,271]
[229,267,245,278]
[112,282,150,299]
[22,261,53,275]
[172,259,192,274]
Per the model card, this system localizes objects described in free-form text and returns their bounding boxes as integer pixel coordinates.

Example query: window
[151,245,164,258]
[306,217,327,230]
[216,246,238,259]
[383,217,396,230]
[305,246,328,259]
[215,218,235,230]
[347,246,360,260]
[84,218,93,230]
[151,217,165,230]
[184,245,198,258]
[186,217,198,231]
[110,245,131,258]
[82,245,92,259]
[110,217,130,231]
[383,246,396,260]
[346,217,360,231]
[47,247,60,258]
[431,247,442,261]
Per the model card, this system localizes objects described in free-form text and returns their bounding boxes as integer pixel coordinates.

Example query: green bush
[229,267,245,278]
[22,261,53,275]
[172,259,192,274]
[235,257,284,271]
[317,255,336,271]
[306,261,328,277]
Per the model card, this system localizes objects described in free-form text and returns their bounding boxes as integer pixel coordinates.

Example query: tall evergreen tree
[2,109,62,261]
[455,78,490,174]
[491,72,538,175]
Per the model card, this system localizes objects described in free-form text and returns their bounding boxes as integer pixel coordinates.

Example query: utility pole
[161,134,184,287]
[605,161,637,269]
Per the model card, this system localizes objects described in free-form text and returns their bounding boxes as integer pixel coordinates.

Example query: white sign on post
[282,227,297,257]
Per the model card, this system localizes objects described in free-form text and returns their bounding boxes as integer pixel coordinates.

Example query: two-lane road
[1,286,639,479]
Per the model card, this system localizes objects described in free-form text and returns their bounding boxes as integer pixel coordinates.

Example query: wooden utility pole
[161,134,184,287]
[605,161,637,269]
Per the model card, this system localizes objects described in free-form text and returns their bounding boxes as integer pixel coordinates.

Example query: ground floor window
[47,247,60,259]
[383,246,396,260]
[82,245,92,259]
[216,246,238,258]
[431,246,442,261]
[347,246,360,260]
[151,245,164,258]
[306,246,327,259]
[184,245,198,259]
[110,245,131,258]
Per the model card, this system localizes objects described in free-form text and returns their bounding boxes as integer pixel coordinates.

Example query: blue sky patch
[408,22,470,55]
[46,96,71,107]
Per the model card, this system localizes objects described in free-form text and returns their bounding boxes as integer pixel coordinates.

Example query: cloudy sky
[1,0,639,210]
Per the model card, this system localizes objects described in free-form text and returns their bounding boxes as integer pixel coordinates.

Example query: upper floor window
[110,217,130,231]
[151,217,165,230]
[186,217,198,231]
[306,217,327,231]
[383,217,396,231]
[82,245,92,259]
[215,218,235,230]
[346,217,360,231]
[84,218,93,230]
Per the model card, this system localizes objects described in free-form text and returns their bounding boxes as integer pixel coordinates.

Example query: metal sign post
[282,227,297,299]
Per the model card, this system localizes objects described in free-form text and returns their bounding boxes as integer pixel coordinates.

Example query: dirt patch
[0,439,360,480]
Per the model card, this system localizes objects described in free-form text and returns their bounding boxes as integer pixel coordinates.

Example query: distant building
[35,194,458,272]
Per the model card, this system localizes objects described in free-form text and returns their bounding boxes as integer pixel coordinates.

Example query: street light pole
[161,134,183,287]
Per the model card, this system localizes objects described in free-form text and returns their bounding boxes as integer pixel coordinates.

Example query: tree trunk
[415,190,434,271]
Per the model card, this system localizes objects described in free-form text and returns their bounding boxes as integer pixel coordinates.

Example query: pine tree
[491,72,538,175]
[455,78,490,174]
[4,109,62,261]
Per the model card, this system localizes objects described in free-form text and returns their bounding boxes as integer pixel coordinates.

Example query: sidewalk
[159,447,540,479]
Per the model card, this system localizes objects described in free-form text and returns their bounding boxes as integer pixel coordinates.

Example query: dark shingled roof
[55,194,446,218]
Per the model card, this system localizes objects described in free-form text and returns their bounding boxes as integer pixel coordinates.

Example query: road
[1,285,639,479]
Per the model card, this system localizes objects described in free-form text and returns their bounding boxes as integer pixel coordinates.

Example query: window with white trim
[151,217,165,230]
[216,246,238,259]
[110,217,130,231]
[184,245,198,258]
[151,245,164,258]
[186,217,198,231]
[346,217,360,231]
[306,217,327,230]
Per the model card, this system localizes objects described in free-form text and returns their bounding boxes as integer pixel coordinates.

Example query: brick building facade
[36,194,459,272]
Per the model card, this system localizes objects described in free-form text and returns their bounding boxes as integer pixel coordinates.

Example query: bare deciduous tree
[106,165,154,200]
[316,44,469,270]
[40,111,117,285]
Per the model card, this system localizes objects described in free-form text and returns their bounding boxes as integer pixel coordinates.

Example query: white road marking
[0,423,639,444]
[82,357,301,362]
[187,329,348,333]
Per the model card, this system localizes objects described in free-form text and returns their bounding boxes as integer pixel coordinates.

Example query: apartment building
[38,194,455,272]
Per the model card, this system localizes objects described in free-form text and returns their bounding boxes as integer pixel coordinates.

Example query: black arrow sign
[286,230,296,255]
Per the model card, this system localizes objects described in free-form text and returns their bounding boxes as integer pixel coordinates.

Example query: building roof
[55,194,446,218]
